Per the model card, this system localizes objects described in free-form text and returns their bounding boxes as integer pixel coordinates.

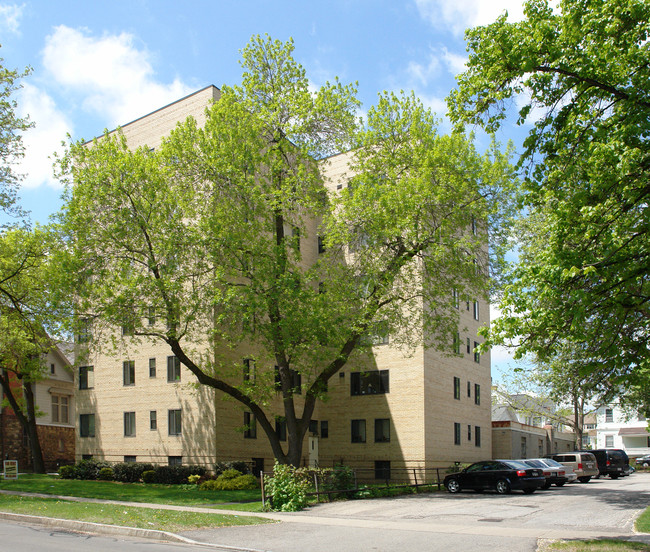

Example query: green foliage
[449,0,650,399]
[71,459,112,480]
[188,474,201,485]
[58,465,75,479]
[141,470,157,484]
[214,461,251,476]
[264,461,310,511]
[112,462,155,483]
[97,467,114,481]
[200,471,259,491]
[151,465,206,485]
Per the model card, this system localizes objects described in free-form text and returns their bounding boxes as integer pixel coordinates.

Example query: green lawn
[541,539,650,552]
[0,494,271,532]
[0,474,263,511]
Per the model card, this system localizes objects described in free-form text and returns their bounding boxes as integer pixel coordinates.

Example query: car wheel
[555,482,566,487]
[578,477,591,483]
[523,488,535,494]
[446,478,461,493]
[542,481,552,490]
[495,479,511,495]
[643,462,649,468]
[610,474,619,479]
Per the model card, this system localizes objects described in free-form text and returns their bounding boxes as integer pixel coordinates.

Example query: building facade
[74,87,492,478]
[593,404,650,459]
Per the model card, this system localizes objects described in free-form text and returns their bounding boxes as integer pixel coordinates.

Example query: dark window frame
[351,419,366,443]
[350,370,389,396]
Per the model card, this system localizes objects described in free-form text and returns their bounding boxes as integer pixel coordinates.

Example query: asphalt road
[181,472,650,552]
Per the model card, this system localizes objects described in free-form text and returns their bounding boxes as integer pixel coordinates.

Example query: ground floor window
[374,418,390,443]
[168,456,182,466]
[605,435,614,447]
[375,460,391,480]
[454,422,461,445]
[51,394,69,424]
[320,420,329,438]
[475,426,481,447]
[80,414,95,437]
[124,455,136,463]
[351,419,366,443]
[244,412,256,439]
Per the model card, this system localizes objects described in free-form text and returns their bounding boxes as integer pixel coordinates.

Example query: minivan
[586,449,630,479]
[548,451,599,482]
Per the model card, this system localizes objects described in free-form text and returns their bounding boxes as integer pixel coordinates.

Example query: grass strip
[0,495,271,532]
[0,474,263,511]
[542,539,650,551]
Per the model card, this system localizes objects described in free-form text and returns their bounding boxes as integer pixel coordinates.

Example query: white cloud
[415,0,526,35]
[42,25,193,127]
[0,3,25,35]
[17,83,72,189]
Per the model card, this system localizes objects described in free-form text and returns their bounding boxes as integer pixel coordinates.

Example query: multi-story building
[1,342,75,471]
[593,404,650,458]
[74,86,492,479]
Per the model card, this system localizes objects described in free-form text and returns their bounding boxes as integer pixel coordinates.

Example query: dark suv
[584,449,629,479]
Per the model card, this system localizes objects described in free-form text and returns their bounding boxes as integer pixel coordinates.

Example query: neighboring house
[593,404,649,458]
[582,412,598,449]
[0,342,75,471]
[491,390,576,458]
[74,86,492,480]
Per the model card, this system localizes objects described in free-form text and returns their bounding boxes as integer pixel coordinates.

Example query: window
[466,338,471,354]
[124,412,136,436]
[606,435,614,447]
[50,363,55,375]
[79,365,94,390]
[244,412,256,439]
[147,306,156,326]
[121,314,135,336]
[521,436,527,457]
[168,456,182,466]
[474,341,480,363]
[452,288,460,309]
[167,356,181,382]
[453,332,461,354]
[243,359,255,382]
[168,409,182,435]
[474,384,480,405]
[454,422,461,445]
[150,411,157,430]
[275,366,301,394]
[51,395,69,424]
[275,418,287,441]
[467,424,472,441]
[292,226,301,252]
[467,381,471,398]
[318,235,326,254]
[124,455,136,463]
[453,377,461,400]
[309,420,318,435]
[79,414,95,438]
[475,426,481,447]
[76,318,92,343]
[375,418,390,443]
[351,419,366,443]
[375,460,391,480]
[471,216,478,235]
[123,360,135,386]
[605,408,614,423]
[350,370,389,396]
[320,420,329,438]
[149,358,156,378]
[473,301,479,320]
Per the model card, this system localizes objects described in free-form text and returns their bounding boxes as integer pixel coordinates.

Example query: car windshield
[544,459,563,468]
[522,459,545,468]
[503,460,528,470]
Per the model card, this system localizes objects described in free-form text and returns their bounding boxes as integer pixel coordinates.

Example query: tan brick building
[74,87,492,478]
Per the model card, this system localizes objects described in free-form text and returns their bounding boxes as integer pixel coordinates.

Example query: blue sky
[0,0,531,378]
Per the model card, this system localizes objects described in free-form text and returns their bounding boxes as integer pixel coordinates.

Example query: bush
[142,470,157,484]
[214,461,251,476]
[58,465,75,479]
[98,467,114,481]
[151,464,207,485]
[265,462,310,511]
[199,470,259,491]
[73,459,112,480]
[112,462,155,483]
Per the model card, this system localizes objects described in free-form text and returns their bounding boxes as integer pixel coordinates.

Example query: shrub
[73,459,112,480]
[153,464,207,485]
[265,462,309,511]
[58,465,75,479]
[112,462,155,483]
[214,461,251,476]
[199,470,259,491]
[188,474,201,485]
[98,467,114,481]
[142,470,157,484]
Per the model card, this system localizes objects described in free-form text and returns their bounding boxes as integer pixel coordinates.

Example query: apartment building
[74,86,492,478]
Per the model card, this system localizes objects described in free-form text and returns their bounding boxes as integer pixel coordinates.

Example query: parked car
[635,454,650,468]
[444,460,546,495]
[547,452,599,483]
[543,457,578,483]
[519,458,570,488]
[585,449,630,479]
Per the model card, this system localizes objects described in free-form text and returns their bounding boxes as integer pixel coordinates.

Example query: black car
[444,460,546,495]
[583,449,629,479]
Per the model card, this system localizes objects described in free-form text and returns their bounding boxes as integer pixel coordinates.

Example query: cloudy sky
[1,0,531,378]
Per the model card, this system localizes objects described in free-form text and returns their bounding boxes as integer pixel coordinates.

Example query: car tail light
[578,463,583,470]
[607,460,611,466]
[559,470,565,476]
[543,470,551,476]
[517,470,527,477]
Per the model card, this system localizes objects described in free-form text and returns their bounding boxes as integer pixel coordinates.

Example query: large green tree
[448,0,650,393]
[60,36,518,466]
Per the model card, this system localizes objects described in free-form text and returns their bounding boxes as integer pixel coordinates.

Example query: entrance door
[308,436,319,467]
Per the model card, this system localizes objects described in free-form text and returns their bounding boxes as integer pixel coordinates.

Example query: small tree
[59,35,519,466]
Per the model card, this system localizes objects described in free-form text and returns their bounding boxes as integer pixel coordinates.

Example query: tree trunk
[23,382,46,473]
